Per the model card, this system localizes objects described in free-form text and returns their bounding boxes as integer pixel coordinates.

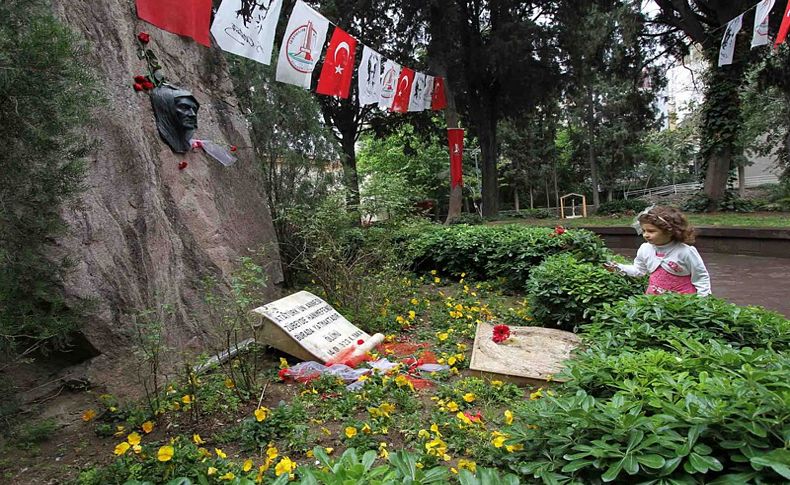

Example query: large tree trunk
[587,84,600,207]
[442,72,463,223]
[474,94,499,217]
[340,133,360,210]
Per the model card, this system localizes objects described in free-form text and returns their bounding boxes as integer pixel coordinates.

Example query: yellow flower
[408,310,416,320]
[457,343,468,352]
[181,394,192,404]
[325,447,334,454]
[243,459,253,472]
[447,356,457,366]
[378,442,389,459]
[157,445,174,462]
[431,270,437,275]
[141,421,154,434]
[462,393,476,403]
[451,467,458,474]
[275,457,296,477]
[254,407,270,422]
[430,423,441,435]
[279,357,289,369]
[193,434,205,445]
[529,389,543,400]
[505,444,524,452]
[491,431,507,448]
[345,426,357,438]
[224,378,235,389]
[114,442,130,455]
[504,410,514,425]
[437,332,449,341]
[215,448,227,459]
[114,425,126,437]
[491,380,504,387]
[458,459,477,473]
[127,432,141,446]
[81,409,96,422]
[321,426,331,436]
[362,423,372,434]
[207,466,217,476]
[446,401,459,412]
[434,277,441,284]
[219,472,235,481]
[394,375,415,391]
[132,444,142,454]
[306,449,314,458]
[456,412,473,425]
[266,446,279,460]
[396,315,406,325]
[418,429,430,439]
[410,298,419,305]
[198,447,211,458]
[379,403,395,416]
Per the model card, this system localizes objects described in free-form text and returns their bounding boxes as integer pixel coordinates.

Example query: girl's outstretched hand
[603,261,619,273]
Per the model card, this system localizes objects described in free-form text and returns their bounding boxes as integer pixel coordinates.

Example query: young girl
[606,206,711,296]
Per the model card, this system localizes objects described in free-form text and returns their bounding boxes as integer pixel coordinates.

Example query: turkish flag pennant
[432,77,447,110]
[316,27,357,98]
[390,67,415,113]
[448,128,464,188]
[775,0,790,49]
[136,0,212,47]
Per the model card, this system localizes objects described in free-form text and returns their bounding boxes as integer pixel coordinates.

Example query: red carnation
[178,161,188,170]
[137,32,150,44]
[463,411,483,423]
[492,324,511,344]
[278,368,289,381]
[554,226,566,235]
[133,83,143,92]
[191,140,204,150]
[141,81,155,91]
[134,75,147,83]
[230,145,237,152]
[357,339,364,345]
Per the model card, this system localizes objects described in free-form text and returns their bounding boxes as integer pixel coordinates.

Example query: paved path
[613,249,790,318]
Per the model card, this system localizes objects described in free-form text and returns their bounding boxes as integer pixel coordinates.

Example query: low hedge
[525,254,645,331]
[595,198,649,215]
[402,224,612,287]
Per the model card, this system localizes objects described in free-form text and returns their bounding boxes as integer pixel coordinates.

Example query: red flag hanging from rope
[135,0,212,47]
[775,0,790,49]
[448,128,464,189]
[390,67,415,113]
[316,27,357,98]
[432,77,447,110]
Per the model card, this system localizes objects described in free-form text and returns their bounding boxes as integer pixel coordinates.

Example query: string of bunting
[135,0,447,112]
[718,0,790,66]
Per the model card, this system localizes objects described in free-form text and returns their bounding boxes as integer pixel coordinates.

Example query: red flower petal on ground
[134,75,147,83]
[492,324,511,344]
[137,32,150,44]
[133,83,143,92]
[230,145,237,152]
[178,161,188,170]
[141,81,155,91]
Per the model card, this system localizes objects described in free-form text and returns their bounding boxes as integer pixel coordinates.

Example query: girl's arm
[687,246,711,296]
[615,245,649,277]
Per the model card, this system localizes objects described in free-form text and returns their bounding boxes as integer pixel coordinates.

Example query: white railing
[624,175,779,199]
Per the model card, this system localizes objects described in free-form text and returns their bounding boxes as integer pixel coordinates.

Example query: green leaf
[361,450,377,471]
[601,460,623,482]
[636,454,666,469]
[750,449,790,479]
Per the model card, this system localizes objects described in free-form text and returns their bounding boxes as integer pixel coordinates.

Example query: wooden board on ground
[468,322,581,387]
[251,291,372,363]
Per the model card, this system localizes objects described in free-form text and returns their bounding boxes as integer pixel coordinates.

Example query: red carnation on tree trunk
[492,324,511,344]
[137,32,150,44]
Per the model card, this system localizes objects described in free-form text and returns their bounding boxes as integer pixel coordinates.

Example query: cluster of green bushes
[595,199,650,215]
[402,224,611,287]
[503,293,790,483]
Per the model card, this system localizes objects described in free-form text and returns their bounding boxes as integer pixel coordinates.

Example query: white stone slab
[252,291,372,363]
[469,322,580,386]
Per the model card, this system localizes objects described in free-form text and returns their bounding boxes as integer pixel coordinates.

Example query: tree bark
[738,165,745,197]
[587,84,600,207]
[475,95,499,217]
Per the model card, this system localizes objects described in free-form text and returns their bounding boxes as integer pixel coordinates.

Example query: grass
[491,212,790,228]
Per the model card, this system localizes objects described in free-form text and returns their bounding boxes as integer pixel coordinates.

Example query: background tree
[0,0,99,360]
[651,0,785,207]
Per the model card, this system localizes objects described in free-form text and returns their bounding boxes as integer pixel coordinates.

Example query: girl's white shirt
[615,241,711,296]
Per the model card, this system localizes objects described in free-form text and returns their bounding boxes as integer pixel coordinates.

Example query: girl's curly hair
[638,206,695,244]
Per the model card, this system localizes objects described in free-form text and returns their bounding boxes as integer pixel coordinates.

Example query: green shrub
[505,341,790,484]
[583,293,790,352]
[717,191,756,212]
[526,254,644,331]
[447,213,485,225]
[595,199,649,215]
[682,192,712,212]
[403,224,612,287]
[11,418,57,449]
[239,402,310,453]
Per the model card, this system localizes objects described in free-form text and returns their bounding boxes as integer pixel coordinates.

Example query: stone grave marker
[252,291,377,363]
[469,322,580,386]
